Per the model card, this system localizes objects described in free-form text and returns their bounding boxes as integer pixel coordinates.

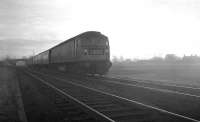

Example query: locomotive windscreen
[79,32,109,47]
[82,40,107,45]
[81,37,108,47]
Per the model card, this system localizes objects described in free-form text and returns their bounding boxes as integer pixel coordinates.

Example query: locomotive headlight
[84,49,88,55]
[105,49,109,54]
[106,41,109,46]
[84,49,88,52]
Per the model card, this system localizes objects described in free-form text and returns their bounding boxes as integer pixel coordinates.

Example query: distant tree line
[112,54,200,65]
[0,55,30,66]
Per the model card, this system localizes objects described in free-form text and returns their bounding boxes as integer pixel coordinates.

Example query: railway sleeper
[58,105,81,113]
[108,111,155,122]
[85,101,115,106]
[67,111,95,121]
[64,115,95,122]
[70,117,97,122]
[54,97,69,103]
[79,97,111,102]
[91,103,118,109]
[55,102,75,108]
[54,101,99,122]
[98,107,139,113]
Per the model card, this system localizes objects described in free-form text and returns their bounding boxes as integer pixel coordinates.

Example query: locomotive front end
[79,32,111,74]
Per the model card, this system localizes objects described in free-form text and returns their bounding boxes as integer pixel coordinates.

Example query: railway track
[23,69,199,122]
[34,68,200,98]
[19,70,111,122]
[32,68,200,98]
[47,69,200,99]
[99,75,200,97]
[68,73,200,121]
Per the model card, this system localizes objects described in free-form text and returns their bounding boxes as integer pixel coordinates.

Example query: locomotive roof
[34,31,102,57]
[50,31,102,50]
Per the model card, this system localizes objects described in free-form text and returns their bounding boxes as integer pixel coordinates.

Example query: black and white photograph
[0,0,200,122]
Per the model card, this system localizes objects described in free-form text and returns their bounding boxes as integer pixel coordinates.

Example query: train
[27,31,112,74]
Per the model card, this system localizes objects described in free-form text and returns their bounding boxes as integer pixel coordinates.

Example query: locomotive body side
[49,31,111,74]
[50,39,76,63]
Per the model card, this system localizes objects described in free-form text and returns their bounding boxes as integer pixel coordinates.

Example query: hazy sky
[1,0,200,59]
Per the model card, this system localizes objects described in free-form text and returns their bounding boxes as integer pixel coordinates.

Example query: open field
[108,63,200,87]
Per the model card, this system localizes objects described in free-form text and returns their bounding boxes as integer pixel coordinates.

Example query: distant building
[16,61,26,66]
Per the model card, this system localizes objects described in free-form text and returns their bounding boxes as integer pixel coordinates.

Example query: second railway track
[100,75,200,97]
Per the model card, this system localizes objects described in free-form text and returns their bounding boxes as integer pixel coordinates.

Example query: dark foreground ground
[0,66,21,122]
[18,69,63,122]
[0,66,62,122]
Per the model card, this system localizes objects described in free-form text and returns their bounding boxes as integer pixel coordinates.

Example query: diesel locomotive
[27,31,112,74]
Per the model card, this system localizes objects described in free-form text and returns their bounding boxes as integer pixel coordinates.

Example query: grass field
[108,63,200,87]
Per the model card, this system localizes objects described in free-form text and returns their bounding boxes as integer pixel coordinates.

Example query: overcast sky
[1,0,200,59]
